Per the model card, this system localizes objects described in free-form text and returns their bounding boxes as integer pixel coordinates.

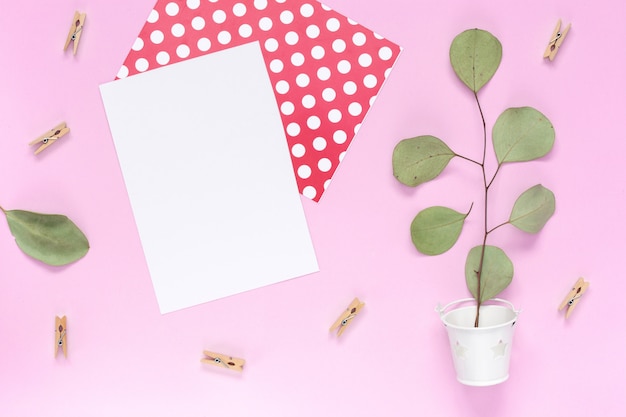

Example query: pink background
[1,0,624,416]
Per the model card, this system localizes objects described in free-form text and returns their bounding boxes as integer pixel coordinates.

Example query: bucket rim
[435,298,520,330]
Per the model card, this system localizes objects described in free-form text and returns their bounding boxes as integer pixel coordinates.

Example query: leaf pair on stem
[392,29,556,326]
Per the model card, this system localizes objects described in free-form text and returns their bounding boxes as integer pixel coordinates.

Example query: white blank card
[100,42,319,313]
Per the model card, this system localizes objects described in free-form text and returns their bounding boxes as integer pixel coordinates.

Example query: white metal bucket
[436,298,520,386]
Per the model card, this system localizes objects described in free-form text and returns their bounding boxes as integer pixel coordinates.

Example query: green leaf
[510,184,556,233]
[450,29,502,93]
[392,135,455,187]
[410,205,471,255]
[492,107,555,164]
[3,209,89,266]
[465,245,513,302]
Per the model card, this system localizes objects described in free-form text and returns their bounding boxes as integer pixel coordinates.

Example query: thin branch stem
[454,153,482,167]
[487,163,503,189]
[487,221,510,235]
[473,90,489,328]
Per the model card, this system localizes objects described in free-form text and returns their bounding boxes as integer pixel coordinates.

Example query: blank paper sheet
[100,41,319,313]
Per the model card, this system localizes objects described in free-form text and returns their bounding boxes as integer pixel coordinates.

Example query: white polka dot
[147,9,159,23]
[150,30,164,44]
[379,46,393,60]
[332,39,346,53]
[358,53,372,67]
[176,44,190,58]
[187,0,200,9]
[321,4,331,10]
[339,151,346,161]
[318,158,332,172]
[353,32,366,46]
[281,101,295,115]
[343,81,357,95]
[233,3,246,16]
[276,0,286,3]
[292,143,306,157]
[156,51,170,65]
[328,109,342,123]
[354,123,361,134]
[213,10,227,24]
[296,73,310,87]
[313,137,327,151]
[269,59,284,73]
[363,74,378,88]
[239,24,253,37]
[302,94,316,108]
[131,37,144,51]
[254,0,267,9]
[300,3,314,17]
[337,60,351,74]
[171,23,185,37]
[287,122,301,137]
[311,45,325,59]
[165,2,179,16]
[374,32,384,40]
[280,10,294,24]
[317,66,331,80]
[259,17,273,31]
[117,65,129,79]
[326,17,340,32]
[324,179,331,189]
[369,95,377,106]
[217,31,231,44]
[303,186,317,199]
[192,16,205,30]
[264,38,279,52]
[306,24,320,38]
[285,31,299,45]
[348,17,358,25]
[275,80,290,94]
[348,102,363,116]
[135,58,149,72]
[291,52,305,66]
[333,130,347,144]
[322,87,336,101]
[384,67,392,78]
[298,165,312,179]
[197,37,211,51]
[307,116,321,129]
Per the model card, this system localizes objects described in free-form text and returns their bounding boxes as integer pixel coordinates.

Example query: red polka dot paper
[116,0,401,202]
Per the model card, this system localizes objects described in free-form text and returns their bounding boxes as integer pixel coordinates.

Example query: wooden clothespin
[559,277,589,318]
[29,122,69,154]
[330,297,365,336]
[55,316,67,358]
[543,19,571,61]
[201,350,245,372]
[64,11,86,55]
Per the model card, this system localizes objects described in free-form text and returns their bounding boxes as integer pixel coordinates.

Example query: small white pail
[436,298,520,386]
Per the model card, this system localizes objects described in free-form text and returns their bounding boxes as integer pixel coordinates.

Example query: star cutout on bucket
[491,340,507,358]
[454,341,468,359]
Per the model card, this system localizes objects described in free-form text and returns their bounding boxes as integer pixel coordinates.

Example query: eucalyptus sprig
[0,206,89,266]
[392,29,556,326]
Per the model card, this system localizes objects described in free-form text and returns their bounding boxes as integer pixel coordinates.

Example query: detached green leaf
[3,209,89,266]
[410,205,471,255]
[510,184,556,233]
[465,245,513,302]
[450,28,502,93]
[392,135,455,187]
[493,107,555,164]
